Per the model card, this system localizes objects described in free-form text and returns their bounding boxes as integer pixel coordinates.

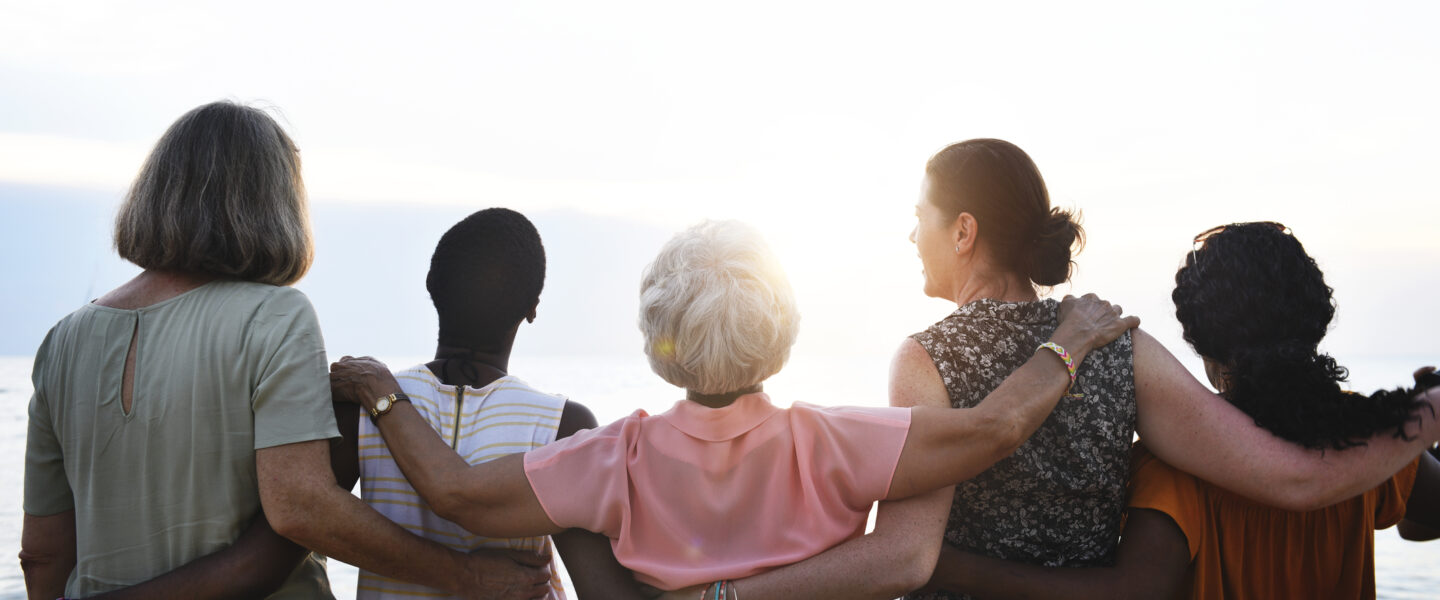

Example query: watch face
[376,397,392,413]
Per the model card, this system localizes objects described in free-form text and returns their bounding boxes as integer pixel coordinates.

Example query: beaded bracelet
[700,580,736,600]
[1036,341,1079,395]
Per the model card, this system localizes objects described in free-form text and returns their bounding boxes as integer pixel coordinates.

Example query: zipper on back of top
[451,385,465,449]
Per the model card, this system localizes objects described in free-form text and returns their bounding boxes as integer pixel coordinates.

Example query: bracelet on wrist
[1036,342,1083,398]
[700,580,736,600]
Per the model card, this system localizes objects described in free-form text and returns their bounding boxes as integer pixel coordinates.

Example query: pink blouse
[523,393,911,589]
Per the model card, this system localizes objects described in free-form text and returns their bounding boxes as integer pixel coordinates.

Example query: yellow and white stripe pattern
[356,366,568,599]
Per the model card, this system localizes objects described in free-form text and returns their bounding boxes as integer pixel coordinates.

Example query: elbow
[262,487,327,546]
[18,547,72,578]
[266,506,315,546]
[426,485,471,527]
[985,409,1028,465]
[898,543,941,595]
[872,530,942,596]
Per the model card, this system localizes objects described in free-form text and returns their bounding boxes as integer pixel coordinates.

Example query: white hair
[639,220,800,395]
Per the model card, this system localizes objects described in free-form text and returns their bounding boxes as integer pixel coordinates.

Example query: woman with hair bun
[688,140,1440,600]
[905,222,1440,599]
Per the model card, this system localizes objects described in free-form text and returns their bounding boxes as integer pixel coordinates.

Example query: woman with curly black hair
[1175,222,1426,452]
[907,221,1440,599]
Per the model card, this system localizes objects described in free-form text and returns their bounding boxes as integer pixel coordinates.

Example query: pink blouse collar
[661,392,780,442]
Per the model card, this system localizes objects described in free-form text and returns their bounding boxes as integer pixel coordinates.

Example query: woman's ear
[526,302,538,324]
[952,212,978,255]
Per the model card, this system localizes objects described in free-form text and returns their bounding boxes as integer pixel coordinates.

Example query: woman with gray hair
[330,218,1138,596]
[22,101,543,600]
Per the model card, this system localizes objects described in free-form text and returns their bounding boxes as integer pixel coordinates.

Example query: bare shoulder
[889,338,949,409]
[1129,327,1185,382]
[558,400,599,439]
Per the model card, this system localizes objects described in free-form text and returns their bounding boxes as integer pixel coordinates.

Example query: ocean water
[3,353,1437,599]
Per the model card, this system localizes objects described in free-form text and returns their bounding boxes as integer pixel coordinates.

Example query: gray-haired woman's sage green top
[24,280,339,599]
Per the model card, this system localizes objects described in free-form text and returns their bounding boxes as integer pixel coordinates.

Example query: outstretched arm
[1132,329,1440,511]
[258,439,552,600]
[330,358,561,539]
[887,294,1140,499]
[661,294,1140,600]
[80,402,366,600]
[82,515,312,600]
[921,508,1189,600]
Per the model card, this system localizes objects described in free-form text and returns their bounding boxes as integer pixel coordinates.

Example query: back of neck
[95,270,217,310]
[951,270,1038,306]
[428,344,510,388]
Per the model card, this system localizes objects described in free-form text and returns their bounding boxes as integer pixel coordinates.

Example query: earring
[954,244,961,254]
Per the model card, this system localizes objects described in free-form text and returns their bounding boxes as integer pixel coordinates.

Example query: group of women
[22,101,1440,600]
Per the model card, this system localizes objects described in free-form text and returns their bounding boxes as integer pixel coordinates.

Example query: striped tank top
[357,365,569,599]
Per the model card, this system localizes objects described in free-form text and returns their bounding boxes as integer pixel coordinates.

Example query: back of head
[1173,222,1422,450]
[115,101,312,285]
[427,208,546,353]
[925,139,1083,287]
[639,220,799,395]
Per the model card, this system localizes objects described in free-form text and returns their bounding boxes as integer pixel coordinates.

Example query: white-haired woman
[330,219,1138,595]
[22,102,536,600]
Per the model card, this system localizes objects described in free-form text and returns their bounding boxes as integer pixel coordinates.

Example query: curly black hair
[427,208,546,352]
[1173,222,1426,451]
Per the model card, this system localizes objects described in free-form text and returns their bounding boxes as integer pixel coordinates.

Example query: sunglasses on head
[1191,221,1291,263]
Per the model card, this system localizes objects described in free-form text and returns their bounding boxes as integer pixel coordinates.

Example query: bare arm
[20,511,75,600]
[331,400,362,492]
[257,439,552,600]
[329,361,561,539]
[1133,329,1440,511]
[922,508,1189,600]
[662,339,956,600]
[552,400,653,600]
[82,402,369,600]
[1399,447,1440,541]
[888,294,1140,500]
[83,515,310,600]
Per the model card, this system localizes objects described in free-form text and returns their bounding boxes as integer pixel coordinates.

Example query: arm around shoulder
[922,508,1189,600]
[1132,328,1440,511]
[705,339,955,600]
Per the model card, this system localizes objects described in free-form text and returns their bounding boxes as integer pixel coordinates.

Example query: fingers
[505,548,552,568]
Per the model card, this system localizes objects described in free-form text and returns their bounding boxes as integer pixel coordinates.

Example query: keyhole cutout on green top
[121,319,138,416]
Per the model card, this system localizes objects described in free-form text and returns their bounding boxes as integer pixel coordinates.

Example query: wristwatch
[368,392,411,423]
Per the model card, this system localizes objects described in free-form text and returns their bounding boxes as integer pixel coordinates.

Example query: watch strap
[368,392,411,423]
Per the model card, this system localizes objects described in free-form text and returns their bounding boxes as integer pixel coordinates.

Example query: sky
[2,0,1437,390]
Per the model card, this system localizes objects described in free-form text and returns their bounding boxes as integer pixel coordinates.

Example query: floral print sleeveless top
[907,299,1136,600]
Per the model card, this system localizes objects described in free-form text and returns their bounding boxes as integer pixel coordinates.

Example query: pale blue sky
[2,0,1436,389]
